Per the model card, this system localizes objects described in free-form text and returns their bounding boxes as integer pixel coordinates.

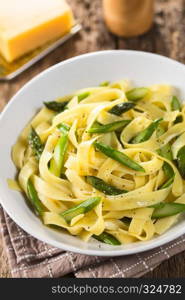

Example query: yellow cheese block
[0,0,74,62]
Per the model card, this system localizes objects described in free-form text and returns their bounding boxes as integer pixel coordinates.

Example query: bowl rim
[1,49,185,257]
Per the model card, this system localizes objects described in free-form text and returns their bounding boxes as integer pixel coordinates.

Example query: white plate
[1,50,185,257]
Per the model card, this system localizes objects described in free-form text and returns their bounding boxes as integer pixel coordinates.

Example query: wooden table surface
[1,0,185,278]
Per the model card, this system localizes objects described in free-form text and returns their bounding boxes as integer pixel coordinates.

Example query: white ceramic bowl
[1,50,185,257]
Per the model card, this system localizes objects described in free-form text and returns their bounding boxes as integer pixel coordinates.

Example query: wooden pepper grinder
[103,0,154,37]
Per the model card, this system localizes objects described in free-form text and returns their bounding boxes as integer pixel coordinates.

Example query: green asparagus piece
[27,179,45,216]
[159,176,174,189]
[177,145,185,179]
[150,202,163,209]
[157,143,173,179]
[87,120,131,134]
[157,143,173,161]
[156,124,166,137]
[28,127,44,160]
[94,142,145,172]
[161,161,174,181]
[161,164,174,188]
[171,96,181,111]
[93,232,121,245]
[99,81,110,87]
[78,92,90,102]
[86,176,127,195]
[109,102,135,116]
[50,123,70,177]
[44,101,68,112]
[151,202,185,219]
[60,197,101,224]
[157,143,174,187]
[162,161,174,182]
[130,118,162,144]
[126,87,149,101]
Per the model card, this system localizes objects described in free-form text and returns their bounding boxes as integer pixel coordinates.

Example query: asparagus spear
[157,143,174,188]
[162,163,174,182]
[130,118,163,144]
[156,124,166,137]
[28,127,44,160]
[151,202,185,219]
[93,232,121,245]
[109,102,135,116]
[78,92,90,102]
[44,101,68,112]
[171,96,181,111]
[171,96,182,124]
[94,142,145,172]
[86,176,127,195]
[126,87,149,101]
[87,120,131,134]
[50,123,70,177]
[27,179,45,216]
[60,197,101,224]
[159,176,174,189]
[157,144,173,178]
[157,143,173,161]
[177,145,185,179]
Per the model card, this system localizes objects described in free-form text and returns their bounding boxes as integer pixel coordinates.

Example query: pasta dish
[10,80,185,246]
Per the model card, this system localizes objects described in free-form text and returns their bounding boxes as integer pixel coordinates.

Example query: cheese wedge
[0,0,74,62]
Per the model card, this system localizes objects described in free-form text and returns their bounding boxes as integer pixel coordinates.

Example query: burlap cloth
[1,206,185,278]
